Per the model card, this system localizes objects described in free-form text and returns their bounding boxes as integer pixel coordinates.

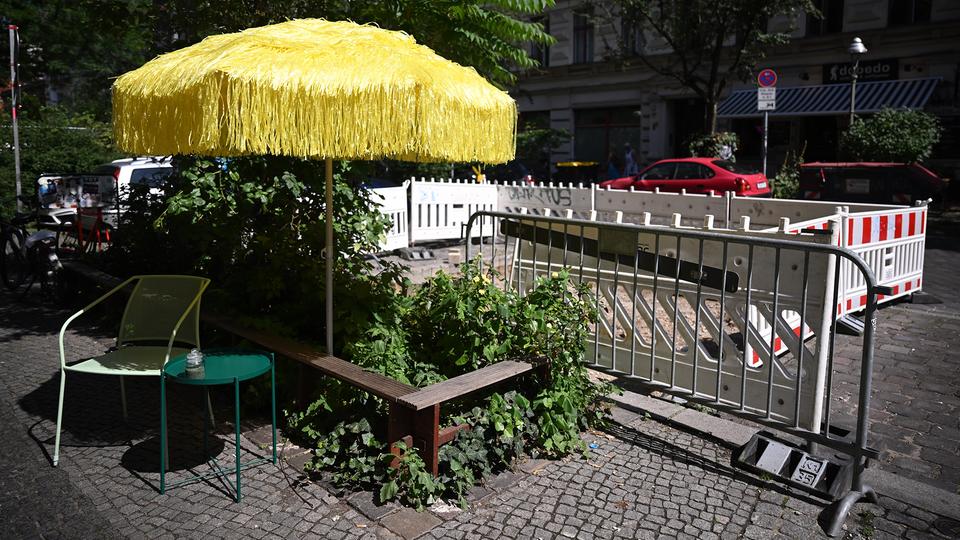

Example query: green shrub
[687,132,738,161]
[106,155,405,353]
[303,263,615,509]
[772,143,805,199]
[840,108,942,163]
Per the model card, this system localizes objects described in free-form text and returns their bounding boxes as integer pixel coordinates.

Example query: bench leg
[387,403,440,477]
[413,405,440,477]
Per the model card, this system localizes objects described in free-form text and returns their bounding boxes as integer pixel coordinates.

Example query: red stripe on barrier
[859,294,867,306]
[895,214,903,239]
[909,212,916,236]
[879,216,888,241]
[921,210,925,234]
[847,218,854,246]
[861,217,872,245]
[847,299,852,311]
[905,281,912,292]
[893,285,900,295]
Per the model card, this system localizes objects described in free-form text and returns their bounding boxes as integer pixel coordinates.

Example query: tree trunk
[704,99,719,134]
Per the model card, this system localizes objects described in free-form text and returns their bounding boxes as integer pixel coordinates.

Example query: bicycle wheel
[1,232,28,290]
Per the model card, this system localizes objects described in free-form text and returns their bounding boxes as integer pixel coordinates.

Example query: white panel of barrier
[497,182,594,218]
[410,179,498,242]
[595,188,730,227]
[370,183,410,252]
[730,197,896,228]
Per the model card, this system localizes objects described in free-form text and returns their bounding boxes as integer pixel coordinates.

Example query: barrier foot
[822,485,878,537]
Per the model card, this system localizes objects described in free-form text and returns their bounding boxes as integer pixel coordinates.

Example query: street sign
[757,68,778,88]
[758,87,776,111]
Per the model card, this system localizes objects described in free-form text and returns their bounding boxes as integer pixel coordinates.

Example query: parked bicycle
[1,196,66,297]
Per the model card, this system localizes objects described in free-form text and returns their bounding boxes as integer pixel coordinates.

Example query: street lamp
[848,37,868,125]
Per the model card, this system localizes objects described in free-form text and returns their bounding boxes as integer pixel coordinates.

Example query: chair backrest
[118,275,210,348]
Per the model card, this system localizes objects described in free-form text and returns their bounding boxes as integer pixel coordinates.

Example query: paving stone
[380,508,441,539]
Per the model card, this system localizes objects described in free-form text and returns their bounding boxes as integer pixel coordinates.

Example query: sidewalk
[1,289,958,539]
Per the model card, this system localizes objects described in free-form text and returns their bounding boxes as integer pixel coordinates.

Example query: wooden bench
[207,314,546,475]
[64,262,546,475]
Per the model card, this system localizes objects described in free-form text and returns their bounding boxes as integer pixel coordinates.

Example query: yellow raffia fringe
[113,19,516,164]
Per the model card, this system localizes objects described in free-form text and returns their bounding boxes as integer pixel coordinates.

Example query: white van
[37,156,173,228]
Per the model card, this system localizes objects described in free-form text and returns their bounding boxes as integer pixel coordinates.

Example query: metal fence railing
[465,209,890,536]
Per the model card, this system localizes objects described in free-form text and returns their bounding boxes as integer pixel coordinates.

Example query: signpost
[7,24,21,213]
[757,69,777,178]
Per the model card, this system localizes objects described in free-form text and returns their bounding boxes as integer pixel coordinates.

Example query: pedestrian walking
[624,143,639,175]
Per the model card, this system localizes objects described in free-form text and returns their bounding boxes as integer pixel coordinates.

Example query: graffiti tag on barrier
[504,186,573,208]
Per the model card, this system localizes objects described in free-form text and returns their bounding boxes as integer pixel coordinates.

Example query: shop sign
[822,58,898,84]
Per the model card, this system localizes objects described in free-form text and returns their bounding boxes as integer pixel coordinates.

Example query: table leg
[160,375,167,494]
[270,355,277,464]
[234,377,241,503]
[202,387,209,459]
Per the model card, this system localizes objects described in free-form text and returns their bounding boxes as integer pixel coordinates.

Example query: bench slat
[204,314,416,402]
[398,360,537,411]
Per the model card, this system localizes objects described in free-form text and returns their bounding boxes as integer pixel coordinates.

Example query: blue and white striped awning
[717,77,940,118]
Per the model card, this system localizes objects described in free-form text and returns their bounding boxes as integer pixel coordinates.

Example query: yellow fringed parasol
[112,19,517,353]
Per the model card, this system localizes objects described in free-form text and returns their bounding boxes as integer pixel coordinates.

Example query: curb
[608,388,960,522]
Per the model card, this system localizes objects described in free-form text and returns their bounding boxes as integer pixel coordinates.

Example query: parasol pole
[325,157,334,355]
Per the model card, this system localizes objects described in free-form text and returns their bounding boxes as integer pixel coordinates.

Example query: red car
[599,158,771,197]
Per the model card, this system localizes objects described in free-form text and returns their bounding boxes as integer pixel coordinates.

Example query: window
[574,107,643,166]
[641,163,676,180]
[713,160,759,174]
[621,8,643,57]
[807,0,844,36]
[888,0,932,26]
[674,163,714,180]
[573,8,594,64]
[130,168,173,187]
[530,16,550,68]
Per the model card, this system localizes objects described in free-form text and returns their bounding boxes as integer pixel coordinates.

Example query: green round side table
[161,348,276,502]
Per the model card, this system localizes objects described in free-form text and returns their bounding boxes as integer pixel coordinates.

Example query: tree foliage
[3,0,555,121]
[608,0,815,132]
[840,108,942,163]
[0,107,119,216]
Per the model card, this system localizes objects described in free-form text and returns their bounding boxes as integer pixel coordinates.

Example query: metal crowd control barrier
[464,210,889,537]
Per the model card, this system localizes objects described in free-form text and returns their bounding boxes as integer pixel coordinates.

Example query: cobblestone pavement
[830,247,960,494]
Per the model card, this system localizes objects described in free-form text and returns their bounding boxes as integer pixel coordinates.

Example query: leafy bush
[841,108,942,163]
[687,131,738,161]
[301,263,615,509]
[106,155,405,352]
[772,143,805,199]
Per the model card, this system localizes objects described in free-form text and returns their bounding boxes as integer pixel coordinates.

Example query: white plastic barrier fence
[409,179,497,243]
[370,183,410,252]
[369,181,927,310]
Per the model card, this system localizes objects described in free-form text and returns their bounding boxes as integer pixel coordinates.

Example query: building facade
[514,0,960,180]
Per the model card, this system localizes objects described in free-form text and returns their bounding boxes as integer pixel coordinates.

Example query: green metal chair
[54,275,210,467]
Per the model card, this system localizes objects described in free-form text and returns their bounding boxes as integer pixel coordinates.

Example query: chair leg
[53,370,66,466]
[120,376,128,420]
